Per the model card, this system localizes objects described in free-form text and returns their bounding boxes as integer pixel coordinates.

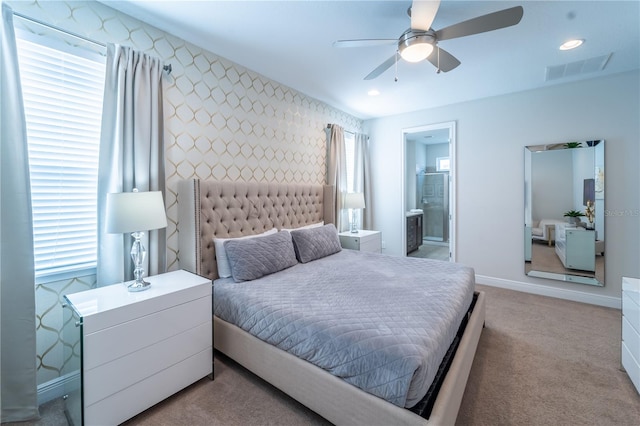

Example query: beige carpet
[526,241,604,284]
[16,285,640,426]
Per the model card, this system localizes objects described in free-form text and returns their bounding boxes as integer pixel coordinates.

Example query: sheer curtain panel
[327,124,349,232]
[0,3,39,421]
[97,44,166,287]
[353,132,372,229]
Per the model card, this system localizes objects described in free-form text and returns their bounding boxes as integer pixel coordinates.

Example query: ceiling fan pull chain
[437,47,441,74]
[394,51,399,82]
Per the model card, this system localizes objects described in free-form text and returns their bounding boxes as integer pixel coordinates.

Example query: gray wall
[425,143,449,173]
[531,149,574,221]
[364,71,640,306]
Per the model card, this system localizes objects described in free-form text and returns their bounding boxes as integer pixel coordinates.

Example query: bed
[177,179,485,426]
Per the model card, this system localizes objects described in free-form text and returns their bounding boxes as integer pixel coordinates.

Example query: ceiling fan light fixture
[399,31,435,63]
[400,42,434,62]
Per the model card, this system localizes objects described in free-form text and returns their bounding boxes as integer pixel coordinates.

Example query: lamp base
[128,279,151,292]
[350,210,359,233]
[129,231,150,292]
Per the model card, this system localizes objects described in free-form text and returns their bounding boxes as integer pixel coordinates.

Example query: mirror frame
[524,140,604,286]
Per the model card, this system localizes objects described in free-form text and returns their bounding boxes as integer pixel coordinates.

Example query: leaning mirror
[524,140,604,286]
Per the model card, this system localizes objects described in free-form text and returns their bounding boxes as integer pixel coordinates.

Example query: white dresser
[339,230,382,253]
[63,270,213,425]
[554,223,595,271]
[622,276,640,394]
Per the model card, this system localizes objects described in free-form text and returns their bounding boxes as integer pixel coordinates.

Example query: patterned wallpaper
[9,0,362,388]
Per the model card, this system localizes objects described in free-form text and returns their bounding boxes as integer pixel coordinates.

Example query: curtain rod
[12,11,172,74]
[13,11,106,48]
[325,124,355,136]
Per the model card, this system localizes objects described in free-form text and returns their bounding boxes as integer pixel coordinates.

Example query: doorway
[402,122,456,261]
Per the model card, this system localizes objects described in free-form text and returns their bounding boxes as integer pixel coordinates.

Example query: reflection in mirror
[524,140,604,286]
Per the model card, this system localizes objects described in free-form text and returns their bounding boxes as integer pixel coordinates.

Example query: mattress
[213,249,475,408]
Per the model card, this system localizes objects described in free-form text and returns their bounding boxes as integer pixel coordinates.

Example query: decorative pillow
[290,223,342,264]
[214,228,277,278]
[280,221,324,232]
[224,230,298,282]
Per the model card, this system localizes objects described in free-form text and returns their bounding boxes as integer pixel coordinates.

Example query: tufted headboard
[177,179,335,280]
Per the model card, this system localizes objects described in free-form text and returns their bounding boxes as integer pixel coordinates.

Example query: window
[344,132,356,192]
[15,28,106,279]
[436,156,450,172]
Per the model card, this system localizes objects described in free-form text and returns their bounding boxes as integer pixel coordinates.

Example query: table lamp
[344,192,365,233]
[106,189,167,292]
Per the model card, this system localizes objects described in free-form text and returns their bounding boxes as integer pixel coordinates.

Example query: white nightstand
[339,230,382,253]
[63,270,212,425]
[622,276,640,394]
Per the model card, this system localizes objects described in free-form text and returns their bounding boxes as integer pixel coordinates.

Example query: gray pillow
[224,230,298,282]
[290,224,342,263]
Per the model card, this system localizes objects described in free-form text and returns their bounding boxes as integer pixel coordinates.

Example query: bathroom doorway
[402,122,456,261]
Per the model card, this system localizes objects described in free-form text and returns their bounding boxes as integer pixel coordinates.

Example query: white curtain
[327,124,349,232]
[97,44,166,286]
[353,132,372,229]
[0,3,39,421]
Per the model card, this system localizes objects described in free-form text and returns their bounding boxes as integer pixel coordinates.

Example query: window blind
[15,35,106,277]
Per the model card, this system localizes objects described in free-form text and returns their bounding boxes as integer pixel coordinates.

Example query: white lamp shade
[344,192,365,210]
[106,191,168,234]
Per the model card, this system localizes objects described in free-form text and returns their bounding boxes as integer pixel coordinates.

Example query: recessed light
[368,89,380,96]
[560,39,584,50]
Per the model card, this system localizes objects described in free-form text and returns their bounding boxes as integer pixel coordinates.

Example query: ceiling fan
[334,0,524,80]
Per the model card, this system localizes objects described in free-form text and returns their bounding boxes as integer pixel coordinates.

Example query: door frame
[401,121,457,261]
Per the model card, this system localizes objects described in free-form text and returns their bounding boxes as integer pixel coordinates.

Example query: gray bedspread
[213,249,475,408]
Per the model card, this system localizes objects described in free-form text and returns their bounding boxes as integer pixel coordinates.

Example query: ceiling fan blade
[427,47,460,72]
[435,6,523,41]
[411,0,441,31]
[333,39,397,48]
[364,54,397,80]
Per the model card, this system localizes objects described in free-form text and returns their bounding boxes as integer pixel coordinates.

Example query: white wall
[364,71,640,306]
[532,149,573,221]
[405,140,416,211]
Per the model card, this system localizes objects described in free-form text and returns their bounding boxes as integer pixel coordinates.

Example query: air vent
[545,53,612,81]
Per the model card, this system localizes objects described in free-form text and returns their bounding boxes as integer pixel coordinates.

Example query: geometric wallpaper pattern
[35,275,95,385]
[10,0,362,387]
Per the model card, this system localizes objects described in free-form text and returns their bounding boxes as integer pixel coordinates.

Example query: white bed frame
[178,179,485,425]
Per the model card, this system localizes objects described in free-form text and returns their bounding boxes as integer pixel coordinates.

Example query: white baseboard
[475,274,621,309]
[37,371,79,406]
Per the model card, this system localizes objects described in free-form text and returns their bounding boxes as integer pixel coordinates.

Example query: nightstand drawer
[84,295,211,369]
[359,237,381,252]
[85,348,212,426]
[84,320,211,405]
[339,230,381,253]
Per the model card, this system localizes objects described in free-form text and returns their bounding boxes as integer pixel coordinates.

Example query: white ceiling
[102,1,640,120]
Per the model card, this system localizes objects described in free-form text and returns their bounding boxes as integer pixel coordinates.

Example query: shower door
[420,173,449,242]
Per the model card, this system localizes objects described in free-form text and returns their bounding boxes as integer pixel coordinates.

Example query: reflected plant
[564,210,585,218]
[564,142,582,149]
